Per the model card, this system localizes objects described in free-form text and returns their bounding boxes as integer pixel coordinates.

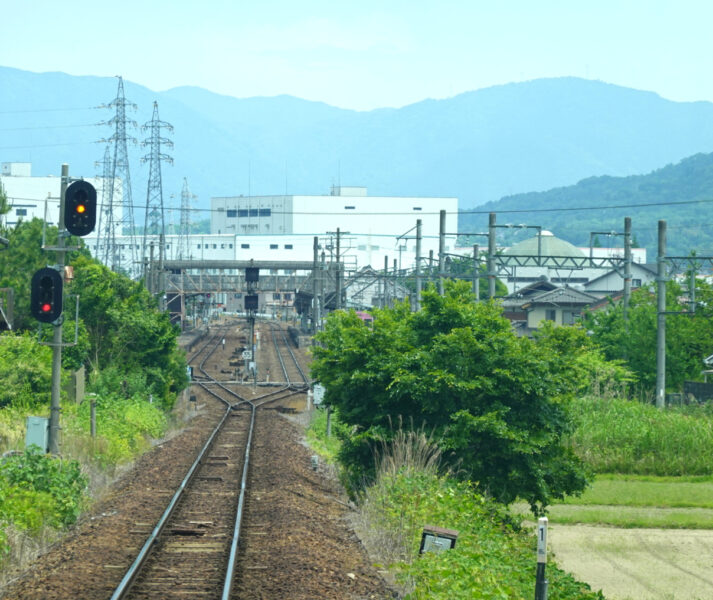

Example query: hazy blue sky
[2,0,710,110]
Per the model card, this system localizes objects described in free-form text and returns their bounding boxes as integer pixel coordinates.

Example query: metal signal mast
[141,101,173,270]
[100,76,138,276]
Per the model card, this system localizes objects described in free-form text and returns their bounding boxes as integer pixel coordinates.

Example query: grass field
[533,474,713,599]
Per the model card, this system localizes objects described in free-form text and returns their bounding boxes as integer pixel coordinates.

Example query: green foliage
[312,280,592,512]
[461,152,713,259]
[0,332,55,409]
[569,396,713,475]
[63,372,168,465]
[69,256,188,406]
[0,446,87,530]
[364,471,602,599]
[584,280,713,393]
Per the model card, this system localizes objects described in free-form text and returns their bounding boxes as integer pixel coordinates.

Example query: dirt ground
[0,324,394,599]
[549,524,713,600]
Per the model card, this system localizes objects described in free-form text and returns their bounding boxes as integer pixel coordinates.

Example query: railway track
[109,320,311,599]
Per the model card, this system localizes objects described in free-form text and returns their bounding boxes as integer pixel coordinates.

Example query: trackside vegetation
[310,280,630,513]
[0,214,188,571]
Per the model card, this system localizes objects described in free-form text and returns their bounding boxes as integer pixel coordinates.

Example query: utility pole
[473,244,480,301]
[656,220,667,409]
[623,217,632,323]
[488,213,497,300]
[393,258,398,305]
[48,164,69,455]
[320,250,326,328]
[438,209,446,296]
[384,255,389,307]
[312,237,319,339]
[335,227,342,309]
[415,219,422,311]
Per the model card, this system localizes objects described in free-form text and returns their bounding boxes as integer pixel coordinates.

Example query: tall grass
[569,396,713,475]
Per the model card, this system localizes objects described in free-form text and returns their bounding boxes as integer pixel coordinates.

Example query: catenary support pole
[656,220,667,409]
[49,164,69,455]
[312,237,318,339]
[473,244,480,301]
[623,217,632,325]
[384,255,389,308]
[335,227,342,310]
[488,212,497,300]
[415,219,422,311]
[393,258,398,305]
[438,209,446,296]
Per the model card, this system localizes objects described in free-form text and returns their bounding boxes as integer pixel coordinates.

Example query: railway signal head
[64,180,97,236]
[31,267,63,323]
[245,294,258,311]
[245,267,259,283]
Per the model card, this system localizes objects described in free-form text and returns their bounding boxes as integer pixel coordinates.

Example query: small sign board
[242,350,253,360]
[419,525,458,555]
[313,383,325,405]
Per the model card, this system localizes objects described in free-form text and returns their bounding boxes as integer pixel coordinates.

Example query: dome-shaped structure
[504,231,584,258]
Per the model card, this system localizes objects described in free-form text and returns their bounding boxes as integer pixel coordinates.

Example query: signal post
[31,165,96,454]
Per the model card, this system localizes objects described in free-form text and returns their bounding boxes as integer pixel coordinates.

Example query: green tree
[312,280,590,513]
[584,280,713,392]
[0,332,55,409]
[68,255,187,405]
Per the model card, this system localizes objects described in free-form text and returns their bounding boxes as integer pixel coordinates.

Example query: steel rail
[110,331,234,600]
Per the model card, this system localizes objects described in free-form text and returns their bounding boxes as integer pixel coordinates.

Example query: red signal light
[41,303,52,313]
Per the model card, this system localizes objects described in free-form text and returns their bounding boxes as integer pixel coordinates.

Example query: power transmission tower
[177,178,196,260]
[94,144,113,258]
[100,76,138,276]
[141,101,173,271]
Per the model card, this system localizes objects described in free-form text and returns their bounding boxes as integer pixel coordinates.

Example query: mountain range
[1,66,713,229]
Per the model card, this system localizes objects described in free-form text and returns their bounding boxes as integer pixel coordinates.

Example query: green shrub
[0,447,87,529]
[569,396,713,475]
[364,473,602,599]
[63,393,167,466]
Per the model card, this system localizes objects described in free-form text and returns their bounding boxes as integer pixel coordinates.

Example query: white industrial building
[210,186,459,273]
[1,162,119,229]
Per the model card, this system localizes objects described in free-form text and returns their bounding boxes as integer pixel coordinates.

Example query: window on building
[284,293,292,300]
[227,209,237,217]
[197,244,201,249]
[15,208,27,216]
[238,209,249,218]
[241,243,250,249]
[249,208,258,217]
[221,244,225,249]
[229,244,233,249]
[284,244,293,249]
[413,207,422,211]
[371,245,380,250]
[344,205,355,210]
[273,293,281,300]
[632,278,642,287]
[545,309,556,322]
[270,244,278,249]
[259,208,271,217]
[212,244,217,249]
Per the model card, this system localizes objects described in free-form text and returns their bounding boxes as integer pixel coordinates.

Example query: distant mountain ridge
[1,67,713,222]
[461,152,713,259]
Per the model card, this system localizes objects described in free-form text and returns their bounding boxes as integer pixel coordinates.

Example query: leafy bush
[312,281,591,513]
[0,333,55,410]
[63,392,167,466]
[360,469,602,599]
[0,447,87,529]
[569,396,713,475]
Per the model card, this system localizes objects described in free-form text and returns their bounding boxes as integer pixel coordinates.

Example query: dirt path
[550,524,713,600]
